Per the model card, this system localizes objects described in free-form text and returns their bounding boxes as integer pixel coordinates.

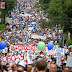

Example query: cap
[18,60,26,67]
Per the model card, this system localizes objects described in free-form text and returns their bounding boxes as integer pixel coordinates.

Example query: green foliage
[47,0,72,32]
[65,36,72,45]
[40,19,53,29]
[39,0,51,10]
[0,0,15,23]
[0,24,6,32]
[37,0,72,34]
[34,2,40,8]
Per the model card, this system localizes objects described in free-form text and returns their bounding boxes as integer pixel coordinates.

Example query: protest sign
[10,45,47,52]
[57,52,62,66]
[1,2,5,9]
[66,56,72,67]
[0,54,24,63]
[55,48,64,55]
[47,50,55,55]
[31,34,46,40]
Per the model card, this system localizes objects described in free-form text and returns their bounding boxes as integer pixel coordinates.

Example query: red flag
[26,59,28,64]
[26,16,29,22]
[1,2,5,9]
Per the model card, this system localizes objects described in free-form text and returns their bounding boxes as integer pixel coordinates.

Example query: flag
[0,37,1,41]
[26,59,28,64]
[36,20,38,29]
[41,30,44,35]
[26,16,29,22]
[1,2,5,9]
[26,34,29,43]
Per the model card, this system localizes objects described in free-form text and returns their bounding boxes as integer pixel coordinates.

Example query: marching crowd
[0,0,72,72]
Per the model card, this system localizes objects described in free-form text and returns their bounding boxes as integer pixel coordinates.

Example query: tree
[0,0,15,23]
[35,0,72,34]
[64,0,72,33]
[40,19,53,28]
[39,0,51,10]
[46,0,72,33]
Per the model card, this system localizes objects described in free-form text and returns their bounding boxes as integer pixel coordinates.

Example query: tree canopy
[0,0,15,21]
[36,0,72,33]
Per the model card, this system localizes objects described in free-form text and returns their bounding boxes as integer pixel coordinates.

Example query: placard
[66,56,72,67]
[0,54,24,63]
[57,52,62,66]
[1,2,5,9]
[10,45,47,52]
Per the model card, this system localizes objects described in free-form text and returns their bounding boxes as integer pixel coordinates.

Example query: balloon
[68,45,72,48]
[21,23,23,25]
[6,42,8,46]
[47,42,54,50]
[0,49,1,53]
[70,45,72,48]
[32,29,33,31]
[37,41,45,51]
[6,36,9,40]
[55,41,57,44]
[30,21,32,23]
[19,16,21,18]
[17,25,19,27]
[24,22,26,24]
[0,41,6,50]
[68,46,71,48]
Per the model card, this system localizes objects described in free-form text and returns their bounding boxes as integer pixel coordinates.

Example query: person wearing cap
[18,61,26,72]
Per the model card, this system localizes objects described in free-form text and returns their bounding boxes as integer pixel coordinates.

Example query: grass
[65,36,72,45]
[0,24,6,32]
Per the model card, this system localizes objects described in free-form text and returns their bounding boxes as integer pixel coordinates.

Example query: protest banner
[56,52,62,66]
[10,45,47,52]
[1,2,5,9]
[66,56,72,67]
[55,48,64,55]
[0,54,24,63]
[31,34,46,40]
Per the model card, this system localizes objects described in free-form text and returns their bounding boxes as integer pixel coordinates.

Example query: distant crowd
[0,0,72,72]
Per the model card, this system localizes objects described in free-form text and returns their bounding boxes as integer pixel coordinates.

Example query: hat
[18,60,26,67]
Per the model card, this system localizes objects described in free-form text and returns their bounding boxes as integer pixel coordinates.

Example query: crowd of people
[0,0,72,72]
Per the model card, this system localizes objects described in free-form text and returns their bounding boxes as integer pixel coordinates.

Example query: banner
[57,52,62,66]
[10,45,47,52]
[0,54,24,63]
[1,2,5,9]
[55,48,64,55]
[66,56,72,67]
[31,34,46,40]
